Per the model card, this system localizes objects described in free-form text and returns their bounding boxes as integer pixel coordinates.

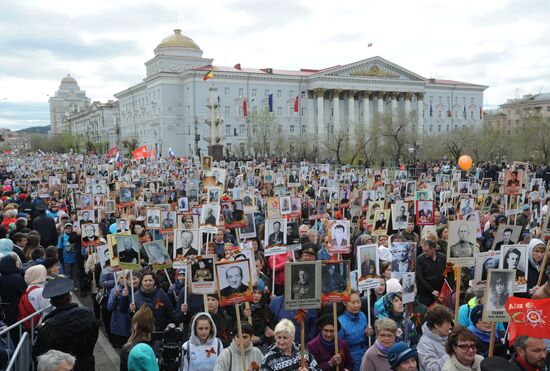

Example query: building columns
[307,92,315,135]
[314,88,326,142]
[332,89,341,133]
[404,92,412,116]
[377,92,385,113]
[416,93,424,138]
[347,90,356,124]
[361,92,371,131]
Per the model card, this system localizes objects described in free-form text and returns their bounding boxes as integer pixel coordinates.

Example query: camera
[158,323,184,371]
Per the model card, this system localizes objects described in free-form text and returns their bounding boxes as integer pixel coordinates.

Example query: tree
[249,109,278,158]
[372,110,415,164]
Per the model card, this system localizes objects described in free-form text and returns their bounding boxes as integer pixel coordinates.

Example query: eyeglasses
[455,343,476,351]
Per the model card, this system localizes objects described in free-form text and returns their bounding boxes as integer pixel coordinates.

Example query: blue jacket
[57,233,76,264]
[99,268,116,291]
[132,288,183,332]
[107,283,131,337]
[338,310,368,371]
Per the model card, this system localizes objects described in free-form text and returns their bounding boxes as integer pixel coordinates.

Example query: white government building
[50,29,488,157]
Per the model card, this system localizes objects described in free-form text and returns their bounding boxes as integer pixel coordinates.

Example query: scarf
[374,339,390,355]
[468,325,493,344]
[515,355,540,371]
[319,335,335,351]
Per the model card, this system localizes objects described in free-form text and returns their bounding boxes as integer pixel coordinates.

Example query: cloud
[0,101,50,130]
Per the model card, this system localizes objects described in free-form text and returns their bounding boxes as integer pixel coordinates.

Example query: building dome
[61,74,78,84]
[156,29,201,51]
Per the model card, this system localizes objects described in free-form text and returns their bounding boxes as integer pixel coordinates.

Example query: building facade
[49,75,91,135]
[56,29,488,157]
[62,101,120,147]
[485,93,550,134]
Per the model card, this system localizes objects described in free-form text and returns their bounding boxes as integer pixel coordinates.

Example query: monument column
[377,92,385,113]
[206,84,223,160]
[404,92,412,116]
[314,88,326,142]
[390,93,398,119]
[347,90,356,124]
[416,93,424,138]
[332,89,342,133]
[361,91,371,130]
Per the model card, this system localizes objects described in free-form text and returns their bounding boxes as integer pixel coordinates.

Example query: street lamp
[408,147,414,163]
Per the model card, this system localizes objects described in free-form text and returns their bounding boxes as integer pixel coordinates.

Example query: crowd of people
[0,152,549,371]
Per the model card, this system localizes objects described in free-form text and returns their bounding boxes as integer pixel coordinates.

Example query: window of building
[301,107,305,116]
[302,125,306,134]
[438,125,441,132]
[225,106,230,115]
[233,128,237,136]
[470,111,474,119]
[290,125,295,134]
[278,125,283,134]
[454,110,458,118]
[239,125,245,134]
[252,89,257,97]
[188,125,191,135]
[508,119,511,126]
[547,106,550,112]
[277,90,282,98]
[224,87,230,96]
[277,107,282,116]
[239,88,244,97]
[437,111,442,119]
[516,119,520,125]
[264,89,269,97]
[301,91,306,99]
[238,106,243,116]
[225,125,231,135]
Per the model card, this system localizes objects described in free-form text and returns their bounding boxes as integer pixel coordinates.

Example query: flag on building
[243,99,248,117]
[368,43,373,47]
[463,105,467,119]
[133,145,148,160]
[294,95,299,113]
[447,105,452,118]
[108,146,118,158]
[505,297,550,346]
[480,106,483,119]
[429,103,433,117]
[268,93,273,113]
[203,70,214,81]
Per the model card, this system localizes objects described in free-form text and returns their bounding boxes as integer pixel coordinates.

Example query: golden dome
[156,29,201,51]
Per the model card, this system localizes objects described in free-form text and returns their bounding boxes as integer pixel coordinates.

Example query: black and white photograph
[96,244,111,269]
[206,168,226,187]
[237,211,256,239]
[401,272,415,304]
[207,187,221,204]
[118,187,135,205]
[285,222,300,248]
[178,213,199,230]
[173,229,200,259]
[491,224,523,250]
[80,193,93,210]
[405,181,416,199]
[480,178,492,194]
[279,196,292,215]
[146,208,161,229]
[287,169,300,186]
[143,240,172,271]
[416,200,434,225]
[499,244,528,292]
[356,244,380,291]
[81,223,101,247]
[284,261,321,310]
[329,220,351,253]
[115,235,140,269]
[474,251,502,283]
[368,200,383,223]
[78,209,94,224]
[201,204,220,229]
[483,269,514,322]
[460,198,475,215]
[458,181,470,195]
[321,261,350,302]
[290,197,301,216]
[66,171,79,189]
[447,220,477,266]
[189,256,216,294]
[372,209,390,236]
[265,218,287,247]
[392,201,409,230]
[160,210,177,232]
[216,259,253,307]
[391,242,414,278]
[177,196,189,212]
[105,200,116,213]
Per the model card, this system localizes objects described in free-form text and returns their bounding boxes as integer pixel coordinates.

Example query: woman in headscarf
[526,238,548,296]
[0,253,27,326]
[22,265,52,329]
[380,292,419,346]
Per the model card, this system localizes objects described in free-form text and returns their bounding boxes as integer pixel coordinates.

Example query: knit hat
[387,342,417,370]
[386,278,402,294]
[470,304,484,325]
[128,343,159,371]
[25,265,47,285]
[522,204,531,211]
[43,258,58,270]
[207,293,219,301]
[0,238,13,256]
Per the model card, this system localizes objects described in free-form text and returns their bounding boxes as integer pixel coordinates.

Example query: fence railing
[0,305,52,371]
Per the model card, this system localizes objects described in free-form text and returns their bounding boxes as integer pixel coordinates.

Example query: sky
[1,0,550,130]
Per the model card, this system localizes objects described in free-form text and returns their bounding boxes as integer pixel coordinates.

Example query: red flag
[505,297,550,346]
[243,99,248,117]
[480,106,483,119]
[2,150,12,155]
[429,279,453,308]
[133,145,148,160]
[108,146,118,158]
[294,95,299,113]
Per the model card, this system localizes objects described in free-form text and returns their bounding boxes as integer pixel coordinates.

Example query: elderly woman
[379,292,418,346]
[308,314,353,371]
[526,238,548,296]
[261,318,320,371]
[441,326,483,371]
[417,304,453,371]
[21,265,52,329]
[360,318,398,371]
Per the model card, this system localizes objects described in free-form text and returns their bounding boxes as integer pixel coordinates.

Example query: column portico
[347,90,356,124]
[377,92,385,113]
[361,91,371,130]
[416,92,424,138]
[314,88,326,142]
[307,92,315,135]
[404,93,412,116]
[332,89,342,133]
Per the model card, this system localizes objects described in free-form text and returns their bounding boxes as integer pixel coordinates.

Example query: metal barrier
[0,305,52,371]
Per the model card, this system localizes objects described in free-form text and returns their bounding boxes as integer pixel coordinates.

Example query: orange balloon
[458,155,473,171]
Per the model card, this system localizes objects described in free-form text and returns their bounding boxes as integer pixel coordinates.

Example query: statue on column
[205,84,224,161]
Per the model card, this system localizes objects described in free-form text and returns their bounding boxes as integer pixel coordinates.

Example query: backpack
[18,285,40,330]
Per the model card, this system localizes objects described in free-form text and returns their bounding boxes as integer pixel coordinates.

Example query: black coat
[33,303,99,371]
[0,255,27,325]
[415,252,447,306]
[32,213,59,248]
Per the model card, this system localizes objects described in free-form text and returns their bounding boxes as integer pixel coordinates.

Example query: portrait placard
[391,242,415,279]
[96,244,111,270]
[264,218,287,249]
[321,261,350,302]
[329,220,351,254]
[491,224,523,250]
[145,208,162,229]
[499,244,528,293]
[81,223,101,247]
[482,269,515,322]
[173,229,200,268]
[200,204,220,233]
[118,187,135,207]
[216,259,253,307]
[392,201,409,230]
[115,234,140,270]
[160,210,177,233]
[401,272,416,304]
[143,240,172,271]
[447,220,477,266]
[221,200,245,229]
[504,169,524,195]
[474,250,502,283]
[284,261,321,310]
[356,244,380,291]
[372,209,390,235]
[189,255,216,294]
[416,200,434,225]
